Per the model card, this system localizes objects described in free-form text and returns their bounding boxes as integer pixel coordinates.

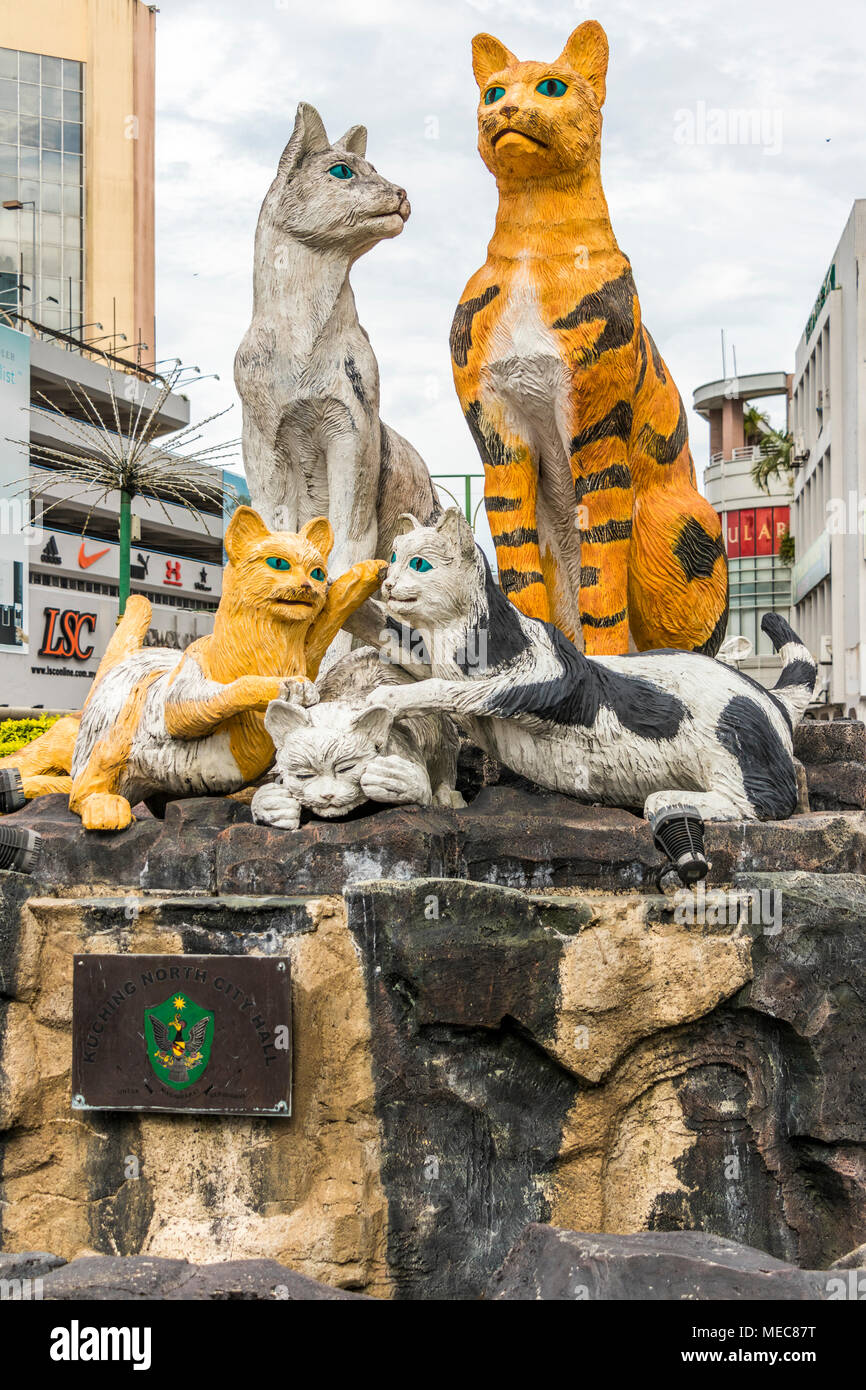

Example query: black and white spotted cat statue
[357,509,818,883]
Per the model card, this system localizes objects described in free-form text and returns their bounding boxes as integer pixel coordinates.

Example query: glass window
[41,87,62,119]
[40,212,61,244]
[0,46,85,337]
[19,53,39,84]
[41,56,62,87]
[19,84,38,116]
[19,116,39,147]
[41,118,62,151]
[63,214,81,246]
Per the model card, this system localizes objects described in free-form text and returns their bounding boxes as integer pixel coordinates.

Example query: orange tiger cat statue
[450,20,728,656]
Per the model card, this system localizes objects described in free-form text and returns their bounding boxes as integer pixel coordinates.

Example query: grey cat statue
[234,103,438,599]
[356,509,818,882]
[251,648,464,830]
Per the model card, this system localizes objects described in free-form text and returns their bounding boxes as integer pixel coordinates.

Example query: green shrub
[0,714,61,757]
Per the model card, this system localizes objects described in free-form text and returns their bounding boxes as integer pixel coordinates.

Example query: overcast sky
[154,0,866,532]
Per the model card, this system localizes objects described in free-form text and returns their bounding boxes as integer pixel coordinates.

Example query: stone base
[487,1228,865,1300]
[1,790,866,1299]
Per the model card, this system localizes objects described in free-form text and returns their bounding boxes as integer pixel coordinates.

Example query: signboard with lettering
[725,506,789,559]
[71,955,292,1117]
[33,528,223,598]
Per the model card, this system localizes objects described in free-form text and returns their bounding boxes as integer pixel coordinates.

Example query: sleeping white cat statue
[355,509,818,882]
[250,647,464,830]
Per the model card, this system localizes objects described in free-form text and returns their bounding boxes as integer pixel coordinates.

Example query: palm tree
[743,404,770,446]
[751,424,794,495]
[14,365,238,614]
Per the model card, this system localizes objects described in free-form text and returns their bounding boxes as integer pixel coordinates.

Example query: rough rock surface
[794,720,866,812]
[2,789,866,1299]
[29,1253,367,1300]
[486,1227,862,1300]
[7,789,866,895]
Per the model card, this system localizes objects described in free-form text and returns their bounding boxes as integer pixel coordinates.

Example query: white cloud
[154,0,866,491]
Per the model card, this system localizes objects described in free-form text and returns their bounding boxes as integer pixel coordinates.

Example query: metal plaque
[71,954,292,1117]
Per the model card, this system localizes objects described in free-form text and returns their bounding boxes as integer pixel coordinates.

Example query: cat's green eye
[390,552,397,564]
[536,78,568,98]
[484,86,506,105]
[409,556,432,573]
[266,556,291,571]
[310,567,326,582]
[329,163,354,180]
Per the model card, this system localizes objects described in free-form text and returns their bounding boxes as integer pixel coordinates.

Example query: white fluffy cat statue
[355,509,818,882]
[251,647,464,830]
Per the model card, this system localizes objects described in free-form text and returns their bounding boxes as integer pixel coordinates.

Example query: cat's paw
[363,684,412,715]
[361,755,431,805]
[433,786,467,810]
[251,784,302,830]
[78,792,134,832]
[279,677,319,708]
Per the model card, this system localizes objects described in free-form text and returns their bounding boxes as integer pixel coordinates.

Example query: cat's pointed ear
[300,516,334,561]
[279,102,331,175]
[435,507,477,562]
[557,21,609,107]
[338,124,367,157]
[394,513,422,538]
[354,703,394,752]
[264,699,311,743]
[471,33,517,90]
[225,506,270,563]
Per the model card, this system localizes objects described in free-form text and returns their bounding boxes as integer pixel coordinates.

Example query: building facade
[0,0,154,354]
[789,201,866,719]
[0,1,234,713]
[694,370,793,685]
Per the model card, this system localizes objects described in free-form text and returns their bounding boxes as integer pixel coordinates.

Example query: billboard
[725,506,789,559]
[0,323,30,654]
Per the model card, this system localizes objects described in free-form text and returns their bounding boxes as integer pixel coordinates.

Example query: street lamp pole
[1,200,37,315]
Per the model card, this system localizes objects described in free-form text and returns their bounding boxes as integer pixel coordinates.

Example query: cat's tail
[762,613,818,727]
[83,595,152,709]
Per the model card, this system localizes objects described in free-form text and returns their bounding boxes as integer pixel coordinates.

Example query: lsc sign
[39,606,97,661]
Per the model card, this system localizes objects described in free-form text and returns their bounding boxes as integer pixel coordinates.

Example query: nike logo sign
[78,543,110,569]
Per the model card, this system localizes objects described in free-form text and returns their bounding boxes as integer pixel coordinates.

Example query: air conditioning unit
[820,635,832,664]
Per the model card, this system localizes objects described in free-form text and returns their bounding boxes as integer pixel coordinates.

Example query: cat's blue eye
[329,163,354,180]
[536,78,568,98]
[484,86,506,105]
[390,552,397,564]
[409,556,433,573]
[310,567,326,582]
[266,556,291,571]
